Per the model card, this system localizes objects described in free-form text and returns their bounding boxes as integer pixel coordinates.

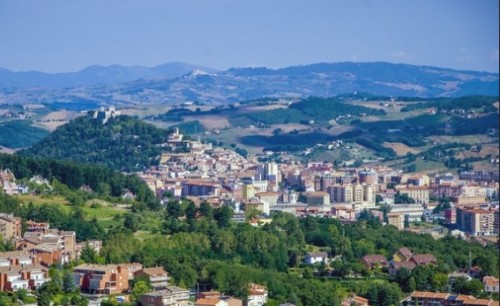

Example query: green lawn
[15,194,129,227]
[82,200,129,220]
[16,194,72,214]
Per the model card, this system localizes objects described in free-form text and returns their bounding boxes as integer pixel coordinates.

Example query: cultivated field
[383,142,420,156]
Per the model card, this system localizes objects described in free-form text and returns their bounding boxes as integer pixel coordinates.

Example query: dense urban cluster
[0,127,498,306]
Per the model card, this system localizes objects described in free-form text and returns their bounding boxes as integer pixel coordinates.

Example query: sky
[0,0,498,73]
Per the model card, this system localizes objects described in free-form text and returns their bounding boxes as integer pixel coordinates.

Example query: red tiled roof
[410,291,450,299]
[397,247,413,257]
[362,255,387,266]
[140,267,168,276]
[411,254,437,265]
[392,261,416,270]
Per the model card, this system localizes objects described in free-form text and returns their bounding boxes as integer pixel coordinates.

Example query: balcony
[10,279,29,291]
[150,275,170,282]
[32,277,50,288]
[105,281,117,288]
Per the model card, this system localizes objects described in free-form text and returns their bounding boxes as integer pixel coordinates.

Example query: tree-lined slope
[20,115,171,171]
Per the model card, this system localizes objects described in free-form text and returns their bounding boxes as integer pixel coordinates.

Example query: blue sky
[0,0,498,73]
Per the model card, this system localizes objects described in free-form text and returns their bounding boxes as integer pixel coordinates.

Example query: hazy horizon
[1,0,498,73]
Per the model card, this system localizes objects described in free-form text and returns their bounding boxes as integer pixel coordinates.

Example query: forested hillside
[0,153,159,210]
[0,120,50,148]
[20,115,172,171]
[230,97,386,126]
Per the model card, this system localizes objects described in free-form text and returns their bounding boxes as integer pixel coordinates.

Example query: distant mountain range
[1,62,498,105]
[0,62,217,89]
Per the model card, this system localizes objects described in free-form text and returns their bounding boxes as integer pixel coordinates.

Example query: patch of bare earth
[383,142,419,156]
[41,110,80,121]
[456,144,499,159]
[472,161,500,172]
[34,121,67,131]
[36,111,82,131]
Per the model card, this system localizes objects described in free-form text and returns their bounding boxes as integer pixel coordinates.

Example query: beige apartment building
[140,286,190,306]
[395,185,430,204]
[0,213,22,241]
[306,191,330,206]
[456,207,499,236]
[327,184,376,207]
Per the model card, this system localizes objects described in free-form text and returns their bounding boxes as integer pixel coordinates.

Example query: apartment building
[483,276,499,293]
[195,291,243,306]
[243,198,270,215]
[73,264,130,294]
[256,192,279,207]
[456,207,499,236]
[0,251,38,268]
[242,184,255,200]
[0,250,50,292]
[359,169,379,185]
[402,291,499,306]
[16,229,77,261]
[389,204,425,223]
[134,267,170,290]
[328,184,376,207]
[0,213,21,241]
[0,265,50,292]
[182,180,221,197]
[387,213,404,230]
[395,185,430,204]
[247,283,268,306]
[306,192,330,206]
[140,286,190,306]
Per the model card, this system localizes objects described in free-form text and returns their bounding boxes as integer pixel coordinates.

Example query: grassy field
[15,194,128,228]
[383,142,420,156]
[411,160,447,173]
[17,194,70,209]
[83,200,129,219]
[202,127,267,155]
[134,230,160,241]
[431,134,495,145]
[471,160,500,172]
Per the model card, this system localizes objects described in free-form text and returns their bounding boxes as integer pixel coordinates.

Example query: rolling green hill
[20,115,173,171]
[0,120,50,148]
[230,97,386,126]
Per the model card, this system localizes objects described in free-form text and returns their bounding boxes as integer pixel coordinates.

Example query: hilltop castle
[88,107,121,124]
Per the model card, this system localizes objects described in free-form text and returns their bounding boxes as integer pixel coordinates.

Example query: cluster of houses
[361,247,437,276]
[135,130,499,239]
[302,246,499,302]
[72,261,269,306]
[70,261,270,305]
[0,211,270,303]
[0,215,104,293]
[403,289,499,306]
[0,232,271,305]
